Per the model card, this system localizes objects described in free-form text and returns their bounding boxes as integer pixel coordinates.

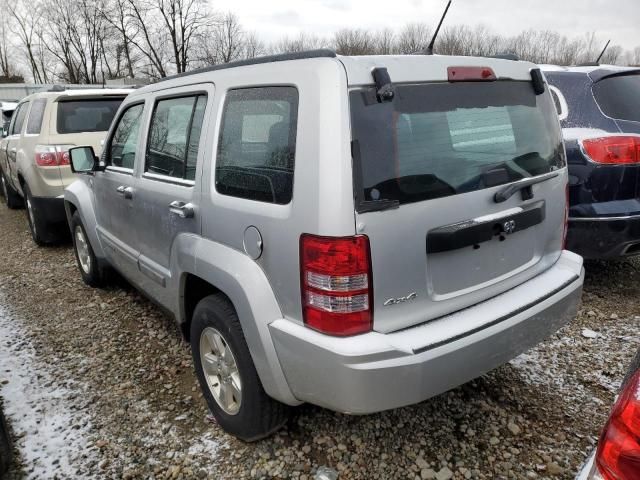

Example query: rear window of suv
[56,98,124,134]
[592,73,640,123]
[350,81,565,208]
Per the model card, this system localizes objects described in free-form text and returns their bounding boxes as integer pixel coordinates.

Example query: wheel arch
[176,239,300,406]
[64,179,105,259]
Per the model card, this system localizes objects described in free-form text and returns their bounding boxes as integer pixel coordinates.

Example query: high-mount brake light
[447,66,497,82]
[582,136,640,165]
[300,235,373,336]
[593,370,640,480]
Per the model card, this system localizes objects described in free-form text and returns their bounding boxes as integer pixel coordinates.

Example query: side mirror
[69,146,99,173]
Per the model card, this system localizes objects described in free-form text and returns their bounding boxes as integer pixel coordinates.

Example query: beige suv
[0,89,130,244]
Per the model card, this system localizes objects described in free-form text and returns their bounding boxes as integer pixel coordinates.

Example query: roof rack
[492,53,520,61]
[158,49,337,83]
[577,62,600,67]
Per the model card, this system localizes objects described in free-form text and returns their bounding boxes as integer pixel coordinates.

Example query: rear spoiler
[588,68,640,83]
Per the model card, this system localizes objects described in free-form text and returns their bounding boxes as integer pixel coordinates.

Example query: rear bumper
[269,251,584,414]
[30,195,66,224]
[567,215,640,259]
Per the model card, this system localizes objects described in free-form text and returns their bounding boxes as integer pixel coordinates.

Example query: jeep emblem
[503,220,516,235]
[384,292,418,306]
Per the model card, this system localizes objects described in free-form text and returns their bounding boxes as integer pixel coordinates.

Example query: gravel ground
[0,204,638,480]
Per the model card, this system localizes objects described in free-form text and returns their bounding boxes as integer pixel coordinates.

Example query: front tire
[191,294,290,441]
[70,211,105,287]
[1,170,23,209]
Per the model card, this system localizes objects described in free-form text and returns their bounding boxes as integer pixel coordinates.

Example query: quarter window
[11,102,29,135]
[145,95,206,181]
[215,87,298,204]
[26,98,47,135]
[108,103,144,170]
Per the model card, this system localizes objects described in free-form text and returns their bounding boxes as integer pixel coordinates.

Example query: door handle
[169,200,195,218]
[116,186,134,199]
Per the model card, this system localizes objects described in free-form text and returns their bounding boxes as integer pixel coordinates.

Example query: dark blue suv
[543,66,640,259]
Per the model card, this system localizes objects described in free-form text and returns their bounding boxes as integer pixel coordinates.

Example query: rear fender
[177,236,300,406]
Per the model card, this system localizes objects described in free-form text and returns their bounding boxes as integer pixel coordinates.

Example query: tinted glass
[26,98,47,134]
[146,95,206,180]
[351,82,564,208]
[108,103,144,169]
[57,98,124,134]
[12,102,29,135]
[593,73,640,122]
[216,87,298,204]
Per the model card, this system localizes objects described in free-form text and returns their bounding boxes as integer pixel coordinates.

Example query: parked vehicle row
[0,89,130,244]
[0,52,634,479]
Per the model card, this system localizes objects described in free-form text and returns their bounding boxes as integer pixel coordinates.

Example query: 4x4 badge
[384,292,418,306]
[503,220,516,234]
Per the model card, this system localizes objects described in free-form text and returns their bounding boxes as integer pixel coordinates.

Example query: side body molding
[64,178,106,260]
[176,236,301,406]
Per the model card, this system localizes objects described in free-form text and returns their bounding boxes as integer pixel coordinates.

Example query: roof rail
[492,53,520,61]
[577,62,600,67]
[158,49,337,83]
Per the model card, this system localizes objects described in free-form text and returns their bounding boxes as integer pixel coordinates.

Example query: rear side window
[108,103,144,169]
[146,95,206,181]
[26,98,47,134]
[11,102,29,135]
[215,87,298,205]
[593,73,640,122]
[56,98,124,134]
[350,81,564,209]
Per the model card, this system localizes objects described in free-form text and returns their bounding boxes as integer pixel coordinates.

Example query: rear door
[350,79,568,332]
[4,101,29,189]
[131,85,211,308]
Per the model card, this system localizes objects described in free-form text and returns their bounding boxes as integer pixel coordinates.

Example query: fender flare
[64,178,106,260]
[176,236,301,406]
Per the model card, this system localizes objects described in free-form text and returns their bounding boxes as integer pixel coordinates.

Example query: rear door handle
[116,186,134,199]
[169,200,195,218]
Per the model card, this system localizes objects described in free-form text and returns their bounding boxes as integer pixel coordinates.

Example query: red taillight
[447,66,497,82]
[595,370,640,480]
[582,136,640,165]
[35,145,73,167]
[300,235,372,336]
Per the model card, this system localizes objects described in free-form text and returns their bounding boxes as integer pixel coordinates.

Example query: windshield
[350,81,565,209]
[56,98,124,134]
[592,73,640,123]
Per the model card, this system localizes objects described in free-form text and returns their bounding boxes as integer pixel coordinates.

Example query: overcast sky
[214,0,640,51]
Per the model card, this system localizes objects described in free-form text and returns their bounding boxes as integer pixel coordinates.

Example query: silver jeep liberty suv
[65,49,584,441]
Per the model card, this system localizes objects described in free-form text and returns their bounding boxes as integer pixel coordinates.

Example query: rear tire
[1,170,22,209]
[191,294,290,441]
[24,183,58,245]
[70,211,106,287]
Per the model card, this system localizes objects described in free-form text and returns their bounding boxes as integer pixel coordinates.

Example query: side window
[26,98,47,135]
[11,102,29,135]
[108,103,144,170]
[215,87,298,204]
[145,95,206,180]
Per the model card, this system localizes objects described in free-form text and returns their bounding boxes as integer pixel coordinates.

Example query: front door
[94,102,146,282]
[131,86,212,307]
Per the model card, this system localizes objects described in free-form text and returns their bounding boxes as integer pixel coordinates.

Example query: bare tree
[333,28,375,55]
[396,23,431,54]
[8,0,46,83]
[0,5,18,77]
[271,33,326,54]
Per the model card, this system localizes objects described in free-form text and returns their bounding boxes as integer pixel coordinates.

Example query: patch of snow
[0,303,98,479]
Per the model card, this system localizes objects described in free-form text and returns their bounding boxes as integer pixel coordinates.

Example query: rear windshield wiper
[494,170,560,203]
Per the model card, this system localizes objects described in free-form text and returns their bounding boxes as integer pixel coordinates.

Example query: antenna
[425,0,452,55]
[595,39,611,64]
